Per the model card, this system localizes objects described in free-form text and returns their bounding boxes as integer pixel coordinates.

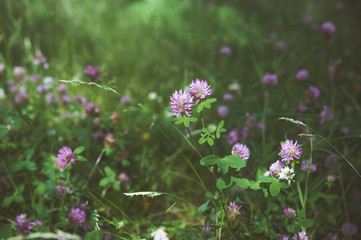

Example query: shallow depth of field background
[1,0,361,239]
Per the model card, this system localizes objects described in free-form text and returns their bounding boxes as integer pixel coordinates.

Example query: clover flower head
[227,128,239,145]
[320,106,334,124]
[284,207,297,219]
[218,105,228,119]
[231,143,250,161]
[305,86,320,101]
[227,201,242,221]
[151,227,169,240]
[84,65,100,81]
[263,73,278,85]
[219,46,231,55]
[68,208,86,224]
[269,160,285,178]
[170,89,194,117]
[189,79,212,103]
[56,184,73,196]
[280,139,302,164]
[296,69,309,82]
[292,231,309,240]
[55,147,77,171]
[341,222,358,236]
[279,166,295,185]
[201,225,212,239]
[322,22,336,43]
[301,160,317,173]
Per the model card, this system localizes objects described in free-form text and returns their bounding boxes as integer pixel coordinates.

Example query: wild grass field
[1,0,361,239]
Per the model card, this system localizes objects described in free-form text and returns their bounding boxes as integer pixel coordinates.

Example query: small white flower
[43,76,54,90]
[279,166,295,185]
[151,227,169,240]
[228,82,240,91]
[148,92,158,100]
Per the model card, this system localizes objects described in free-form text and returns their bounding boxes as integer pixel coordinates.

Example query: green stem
[303,137,313,218]
[83,149,105,190]
[59,171,70,216]
[339,170,350,223]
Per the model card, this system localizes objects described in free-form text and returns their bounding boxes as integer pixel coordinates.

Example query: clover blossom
[227,201,242,221]
[280,139,302,164]
[84,65,100,81]
[263,73,278,85]
[300,160,317,173]
[231,143,250,161]
[170,89,194,117]
[295,69,309,82]
[322,22,336,43]
[292,231,309,240]
[284,207,296,219]
[201,225,212,239]
[266,160,285,178]
[279,166,295,185]
[55,147,77,171]
[151,227,169,240]
[189,79,212,103]
[68,207,86,224]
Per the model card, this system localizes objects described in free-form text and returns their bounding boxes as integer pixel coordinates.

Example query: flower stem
[59,171,70,216]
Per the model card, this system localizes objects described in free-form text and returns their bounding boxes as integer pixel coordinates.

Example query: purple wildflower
[305,86,320,101]
[277,236,289,240]
[36,84,46,94]
[341,222,358,236]
[73,95,87,104]
[231,143,250,161]
[295,69,309,82]
[240,126,249,141]
[57,84,67,95]
[226,128,239,145]
[217,105,228,119]
[201,225,212,239]
[263,73,278,85]
[227,201,242,221]
[84,65,100,81]
[118,172,131,186]
[83,102,99,117]
[300,160,317,173]
[268,160,285,178]
[92,131,104,140]
[283,207,296,218]
[223,93,234,100]
[280,140,302,164]
[68,208,86,224]
[56,184,73,196]
[327,174,336,183]
[15,214,42,236]
[292,231,309,240]
[14,92,29,104]
[189,79,212,103]
[169,89,194,117]
[46,92,58,105]
[55,147,77,171]
[322,22,336,43]
[33,51,49,69]
[61,95,71,106]
[298,102,308,112]
[13,66,26,79]
[121,96,132,106]
[320,106,334,124]
[219,46,231,55]
[303,14,312,25]
[104,232,112,240]
[328,60,344,79]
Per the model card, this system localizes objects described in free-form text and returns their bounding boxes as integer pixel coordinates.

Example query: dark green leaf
[175,118,185,125]
[197,201,209,214]
[207,137,214,146]
[12,115,22,130]
[77,155,88,162]
[223,155,246,169]
[217,160,229,174]
[233,178,250,189]
[23,161,37,171]
[74,146,86,154]
[300,219,314,229]
[257,175,276,183]
[2,196,13,207]
[99,178,112,187]
[0,125,9,138]
[104,166,115,178]
[249,181,261,190]
[270,180,281,197]
[216,175,233,190]
[200,155,222,166]
[0,224,12,239]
